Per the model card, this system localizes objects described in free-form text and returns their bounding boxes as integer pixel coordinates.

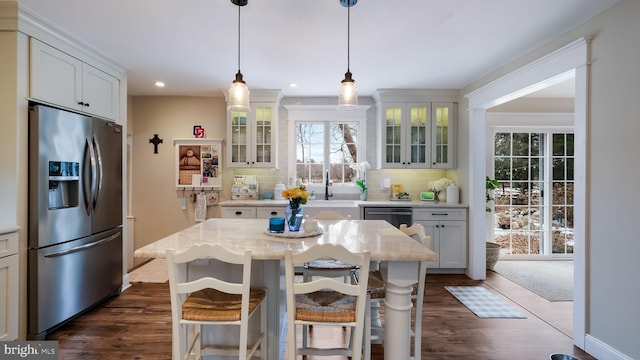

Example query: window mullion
[324,122,330,174]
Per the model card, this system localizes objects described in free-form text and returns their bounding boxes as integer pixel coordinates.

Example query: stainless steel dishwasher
[363,207,413,228]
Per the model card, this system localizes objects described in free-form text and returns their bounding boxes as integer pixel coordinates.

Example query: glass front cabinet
[374,90,456,169]
[226,90,282,168]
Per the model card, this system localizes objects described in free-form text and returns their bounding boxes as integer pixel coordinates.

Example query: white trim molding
[465,36,589,351]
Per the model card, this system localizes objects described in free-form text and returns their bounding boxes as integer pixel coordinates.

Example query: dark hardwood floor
[47,273,595,359]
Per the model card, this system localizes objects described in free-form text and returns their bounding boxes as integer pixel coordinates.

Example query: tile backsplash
[227,168,457,202]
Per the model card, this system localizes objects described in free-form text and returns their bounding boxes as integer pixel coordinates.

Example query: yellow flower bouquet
[282,185,309,231]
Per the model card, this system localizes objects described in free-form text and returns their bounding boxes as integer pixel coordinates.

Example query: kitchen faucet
[325,170,332,200]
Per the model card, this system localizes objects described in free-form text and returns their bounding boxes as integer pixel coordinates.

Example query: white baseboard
[584,334,634,360]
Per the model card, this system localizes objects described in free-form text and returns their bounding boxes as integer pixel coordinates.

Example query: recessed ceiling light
[155,81,165,87]
[288,82,298,88]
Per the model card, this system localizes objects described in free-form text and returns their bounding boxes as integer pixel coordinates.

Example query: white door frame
[465,37,589,350]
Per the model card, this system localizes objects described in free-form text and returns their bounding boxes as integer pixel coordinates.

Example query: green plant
[355,179,367,191]
[486,176,500,213]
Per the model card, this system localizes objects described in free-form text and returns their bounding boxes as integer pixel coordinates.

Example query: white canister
[446,184,459,204]
[274,183,286,200]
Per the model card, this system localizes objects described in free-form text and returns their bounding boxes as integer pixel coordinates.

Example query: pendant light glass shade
[228,0,250,112]
[338,71,358,109]
[228,71,250,112]
[338,0,358,110]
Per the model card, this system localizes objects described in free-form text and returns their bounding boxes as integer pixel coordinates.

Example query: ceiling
[17,0,618,98]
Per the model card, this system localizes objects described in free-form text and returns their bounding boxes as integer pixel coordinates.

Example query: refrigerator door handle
[93,134,103,209]
[86,136,98,213]
[43,232,120,258]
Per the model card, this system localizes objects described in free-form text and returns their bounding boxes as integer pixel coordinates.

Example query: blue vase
[285,204,304,231]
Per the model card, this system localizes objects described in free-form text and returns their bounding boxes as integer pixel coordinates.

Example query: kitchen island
[135,218,436,359]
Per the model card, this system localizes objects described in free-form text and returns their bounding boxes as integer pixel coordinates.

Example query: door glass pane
[254,107,271,164]
[495,133,511,156]
[433,105,449,164]
[385,107,402,164]
[551,132,575,255]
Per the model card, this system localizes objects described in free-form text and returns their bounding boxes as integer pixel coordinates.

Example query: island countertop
[134,218,436,262]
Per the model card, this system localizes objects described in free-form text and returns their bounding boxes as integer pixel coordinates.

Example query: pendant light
[228,0,250,112]
[338,0,358,110]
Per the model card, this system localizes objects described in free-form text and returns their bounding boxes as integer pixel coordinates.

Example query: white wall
[129,96,227,266]
[585,0,640,357]
[461,0,640,358]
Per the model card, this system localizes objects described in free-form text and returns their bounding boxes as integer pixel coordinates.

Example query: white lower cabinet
[256,207,286,219]
[221,206,285,219]
[222,204,360,220]
[0,230,19,341]
[221,207,257,219]
[413,208,467,271]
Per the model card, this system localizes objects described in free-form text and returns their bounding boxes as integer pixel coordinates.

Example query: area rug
[128,258,168,283]
[492,260,573,301]
[445,286,527,318]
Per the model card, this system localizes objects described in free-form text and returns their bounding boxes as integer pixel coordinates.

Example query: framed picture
[174,138,222,189]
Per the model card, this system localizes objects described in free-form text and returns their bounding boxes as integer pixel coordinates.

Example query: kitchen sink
[303,200,360,219]
[305,200,357,207]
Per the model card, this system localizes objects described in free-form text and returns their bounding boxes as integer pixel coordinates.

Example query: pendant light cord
[237,4,241,72]
[347,3,350,73]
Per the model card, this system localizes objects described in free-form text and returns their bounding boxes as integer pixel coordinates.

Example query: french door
[491,130,574,258]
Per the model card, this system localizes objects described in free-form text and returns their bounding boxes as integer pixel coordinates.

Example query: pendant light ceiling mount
[340,0,357,8]
[338,0,358,110]
[228,0,250,112]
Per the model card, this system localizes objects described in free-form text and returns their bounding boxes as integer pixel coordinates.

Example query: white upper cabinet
[226,90,282,168]
[380,102,431,168]
[30,38,120,121]
[81,64,120,120]
[430,102,456,169]
[374,90,457,169]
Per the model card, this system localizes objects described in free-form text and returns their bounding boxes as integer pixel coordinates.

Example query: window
[295,121,360,185]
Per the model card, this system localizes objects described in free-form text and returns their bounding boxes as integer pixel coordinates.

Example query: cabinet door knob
[235,211,242,215]
[78,101,85,105]
[84,102,90,107]
[270,211,277,215]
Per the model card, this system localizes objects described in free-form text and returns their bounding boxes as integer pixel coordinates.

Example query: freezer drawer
[28,228,122,339]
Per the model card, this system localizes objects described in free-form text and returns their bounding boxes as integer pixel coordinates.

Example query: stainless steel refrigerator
[28,102,123,339]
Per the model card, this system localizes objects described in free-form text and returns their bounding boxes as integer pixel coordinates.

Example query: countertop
[134,218,437,262]
[0,226,20,235]
[220,199,468,208]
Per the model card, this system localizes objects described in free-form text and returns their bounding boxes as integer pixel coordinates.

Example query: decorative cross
[149,134,163,154]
